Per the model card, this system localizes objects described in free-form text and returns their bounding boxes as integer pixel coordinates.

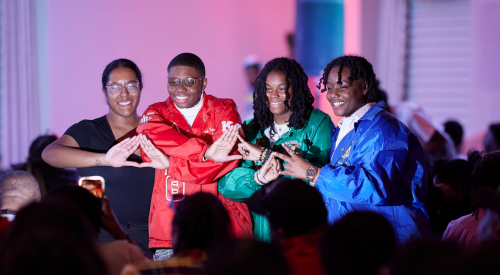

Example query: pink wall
[46,0,295,135]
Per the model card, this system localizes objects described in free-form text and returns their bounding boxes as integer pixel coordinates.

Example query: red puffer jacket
[137,93,253,249]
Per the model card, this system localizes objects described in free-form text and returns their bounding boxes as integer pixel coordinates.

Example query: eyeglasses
[105,83,141,95]
[167,77,204,88]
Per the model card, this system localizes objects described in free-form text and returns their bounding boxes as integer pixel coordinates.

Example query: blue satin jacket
[316,101,431,244]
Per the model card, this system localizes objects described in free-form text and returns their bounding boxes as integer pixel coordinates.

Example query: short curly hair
[252,57,315,136]
[318,55,377,103]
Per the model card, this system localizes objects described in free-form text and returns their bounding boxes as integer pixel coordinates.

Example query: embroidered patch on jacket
[337,145,351,166]
[221,121,242,132]
[284,140,302,155]
[140,115,152,125]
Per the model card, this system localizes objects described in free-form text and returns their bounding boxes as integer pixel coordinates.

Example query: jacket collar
[358,101,386,122]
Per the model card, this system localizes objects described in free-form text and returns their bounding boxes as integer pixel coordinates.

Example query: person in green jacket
[217,57,333,242]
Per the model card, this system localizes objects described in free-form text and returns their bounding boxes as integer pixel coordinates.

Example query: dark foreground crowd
[1,53,500,275]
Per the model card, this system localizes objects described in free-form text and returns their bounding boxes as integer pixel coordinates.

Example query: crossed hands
[101,134,170,170]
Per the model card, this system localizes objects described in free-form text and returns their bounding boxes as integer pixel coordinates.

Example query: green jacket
[218,108,333,242]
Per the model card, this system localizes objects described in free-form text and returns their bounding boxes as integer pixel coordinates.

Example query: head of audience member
[0,201,107,275]
[167,52,207,109]
[0,171,41,215]
[385,240,462,275]
[318,55,377,118]
[243,55,261,87]
[43,185,103,238]
[433,158,474,203]
[203,239,290,275]
[320,211,396,275]
[252,57,315,133]
[171,192,230,254]
[101,58,143,119]
[249,179,328,244]
[471,152,500,214]
[473,185,500,243]
[444,120,464,152]
[484,123,500,153]
[27,135,57,163]
[467,150,483,167]
[16,134,79,195]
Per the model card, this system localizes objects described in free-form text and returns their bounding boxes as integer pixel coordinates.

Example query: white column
[375,0,409,104]
[1,0,40,169]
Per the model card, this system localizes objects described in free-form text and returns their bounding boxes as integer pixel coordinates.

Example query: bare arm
[42,134,140,168]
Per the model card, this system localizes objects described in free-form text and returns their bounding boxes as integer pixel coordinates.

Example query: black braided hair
[470,152,500,216]
[252,57,315,136]
[317,55,378,103]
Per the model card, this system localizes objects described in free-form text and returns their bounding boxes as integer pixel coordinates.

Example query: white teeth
[270,102,283,106]
[176,96,188,100]
[333,102,345,106]
[119,101,131,106]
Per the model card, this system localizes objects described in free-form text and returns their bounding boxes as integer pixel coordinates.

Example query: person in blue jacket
[275,55,431,244]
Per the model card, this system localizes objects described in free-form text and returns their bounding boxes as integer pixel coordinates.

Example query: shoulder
[308,109,332,125]
[205,94,238,110]
[358,110,416,149]
[371,110,411,133]
[204,94,240,121]
[144,100,170,113]
[65,116,106,135]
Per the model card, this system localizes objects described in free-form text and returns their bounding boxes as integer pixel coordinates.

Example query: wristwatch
[305,166,318,181]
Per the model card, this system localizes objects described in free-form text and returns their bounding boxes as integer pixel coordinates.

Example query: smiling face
[266,71,293,123]
[326,66,367,117]
[168,65,207,109]
[103,67,141,118]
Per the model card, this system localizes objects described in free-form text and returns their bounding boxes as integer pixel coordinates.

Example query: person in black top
[42,58,168,257]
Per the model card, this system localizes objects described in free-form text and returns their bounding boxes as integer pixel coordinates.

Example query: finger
[226,155,243,161]
[281,143,294,156]
[237,147,247,156]
[138,162,153,168]
[274,151,292,163]
[217,127,231,142]
[279,170,289,176]
[228,126,239,145]
[122,137,137,151]
[129,138,141,153]
[146,139,160,154]
[236,134,247,145]
[122,161,140,167]
[114,137,131,149]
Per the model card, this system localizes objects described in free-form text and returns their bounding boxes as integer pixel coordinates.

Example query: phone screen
[78,176,105,198]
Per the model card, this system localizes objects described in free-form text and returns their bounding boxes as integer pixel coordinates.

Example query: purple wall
[46,0,295,135]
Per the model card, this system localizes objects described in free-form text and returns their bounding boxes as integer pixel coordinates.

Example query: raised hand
[204,125,243,163]
[138,134,170,170]
[237,135,262,161]
[259,153,280,182]
[274,144,313,180]
[101,136,140,167]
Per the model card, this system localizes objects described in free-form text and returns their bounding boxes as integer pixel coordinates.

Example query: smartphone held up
[78,176,105,198]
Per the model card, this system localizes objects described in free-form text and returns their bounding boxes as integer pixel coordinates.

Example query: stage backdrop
[41,0,295,136]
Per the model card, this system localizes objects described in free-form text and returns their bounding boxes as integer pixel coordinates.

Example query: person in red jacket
[136,53,253,260]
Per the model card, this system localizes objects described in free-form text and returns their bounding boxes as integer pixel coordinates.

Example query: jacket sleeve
[315,130,426,206]
[137,106,208,164]
[217,160,261,202]
[304,115,333,168]
[138,103,243,185]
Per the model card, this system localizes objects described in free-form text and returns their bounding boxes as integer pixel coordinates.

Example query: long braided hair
[317,55,378,103]
[252,57,314,136]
